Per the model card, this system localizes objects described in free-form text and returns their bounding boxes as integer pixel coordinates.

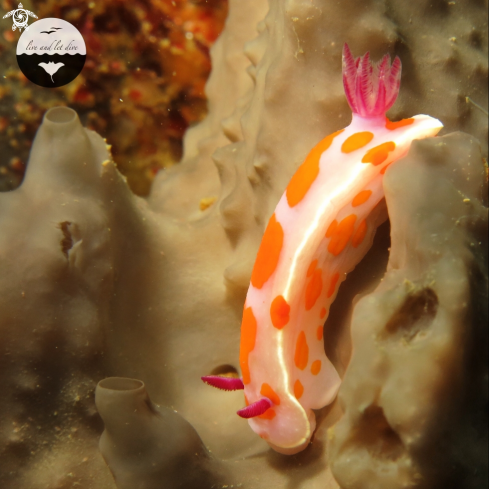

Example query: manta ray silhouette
[38,62,64,82]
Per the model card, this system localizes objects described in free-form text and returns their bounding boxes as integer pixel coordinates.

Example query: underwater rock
[329,132,488,489]
[148,0,269,217]
[0,0,487,488]
[0,107,119,488]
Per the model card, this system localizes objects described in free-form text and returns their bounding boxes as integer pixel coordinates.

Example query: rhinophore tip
[237,398,272,419]
[342,43,402,117]
[201,375,244,391]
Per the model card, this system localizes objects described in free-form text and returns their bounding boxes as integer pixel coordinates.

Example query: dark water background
[16,53,86,88]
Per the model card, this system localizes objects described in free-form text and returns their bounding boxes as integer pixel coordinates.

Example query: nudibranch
[203,44,443,454]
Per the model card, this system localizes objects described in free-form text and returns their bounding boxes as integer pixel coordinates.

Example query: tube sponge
[95,377,224,489]
[24,107,105,191]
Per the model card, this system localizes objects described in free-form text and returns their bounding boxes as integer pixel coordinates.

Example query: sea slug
[203,44,443,454]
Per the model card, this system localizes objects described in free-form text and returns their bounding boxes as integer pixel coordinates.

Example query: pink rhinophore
[201,375,244,391]
[237,398,272,419]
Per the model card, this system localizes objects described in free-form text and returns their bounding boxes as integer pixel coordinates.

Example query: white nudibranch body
[202,44,443,454]
[240,112,442,454]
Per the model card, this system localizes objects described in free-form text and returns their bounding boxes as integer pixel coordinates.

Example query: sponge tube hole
[45,107,77,124]
[209,364,240,378]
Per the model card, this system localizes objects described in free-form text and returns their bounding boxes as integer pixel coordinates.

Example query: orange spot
[316,326,324,341]
[244,395,249,406]
[320,307,327,319]
[239,307,257,385]
[259,433,269,439]
[259,409,276,420]
[129,89,142,102]
[380,163,391,175]
[311,360,322,375]
[352,220,368,248]
[341,131,374,153]
[286,130,344,207]
[270,295,290,329]
[362,141,396,166]
[307,259,318,277]
[327,272,340,298]
[386,118,414,130]
[260,383,281,405]
[325,219,338,238]
[327,214,357,256]
[294,331,309,370]
[294,379,304,399]
[251,214,284,289]
[352,190,372,207]
[305,269,323,310]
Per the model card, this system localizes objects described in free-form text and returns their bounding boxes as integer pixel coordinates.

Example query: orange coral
[0,0,227,194]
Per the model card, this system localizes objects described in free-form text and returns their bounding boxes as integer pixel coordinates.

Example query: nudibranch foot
[267,440,310,456]
[237,398,272,419]
[201,376,244,391]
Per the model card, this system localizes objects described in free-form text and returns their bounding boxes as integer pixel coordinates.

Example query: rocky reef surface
[0,0,227,194]
[0,0,487,488]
